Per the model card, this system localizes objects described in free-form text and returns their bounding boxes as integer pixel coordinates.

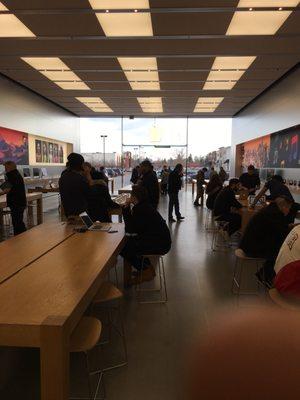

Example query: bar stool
[1,208,13,239]
[91,281,128,371]
[135,255,168,304]
[211,219,230,251]
[205,208,213,230]
[70,316,105,400]
[269,288,300,311]
[232,248,265,298]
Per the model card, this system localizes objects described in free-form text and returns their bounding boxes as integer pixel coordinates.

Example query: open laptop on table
[79,212,111,232]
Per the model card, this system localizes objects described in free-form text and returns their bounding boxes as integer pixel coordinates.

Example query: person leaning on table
[0,160,27,235]
[251,174,300,224]
[239,165,260,196]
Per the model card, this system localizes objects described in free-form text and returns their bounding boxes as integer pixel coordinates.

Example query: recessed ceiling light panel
[95,12,153,36]
[238,0,299,7]
[89,0,150,9]
[212,56,256,70]
[203,81,237,90]
[0,14,35,37]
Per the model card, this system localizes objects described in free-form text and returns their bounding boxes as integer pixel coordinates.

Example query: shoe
[193,202,199,207]
[169,218,176,223]
[177,216,185,221]
[131,266,156,285]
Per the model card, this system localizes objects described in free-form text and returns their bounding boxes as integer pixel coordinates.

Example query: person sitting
[213,178,242,236]
[130,165,140,184]
[160,165,169,195]
[121,186,172,284]
[138,160,159,209]
[206,174,223,211]
[240,196,293,287]
[194,168,207,207]
[59,153,91,217]
[239,165,260,196]
[0,161,27,235]
[274,225,300,300]
[252,174,300,224]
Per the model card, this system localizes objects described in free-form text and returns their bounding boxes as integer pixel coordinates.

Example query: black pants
[121,236,170,270]
[217,212,241,236]
[285,202,300,225]
[10,206,26,236]
[168,191,181,219]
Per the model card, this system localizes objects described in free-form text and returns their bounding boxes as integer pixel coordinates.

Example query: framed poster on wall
[0,126,29,165]
[35,138,65,164]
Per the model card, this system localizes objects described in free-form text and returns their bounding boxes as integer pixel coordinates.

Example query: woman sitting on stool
[121,185,172,285]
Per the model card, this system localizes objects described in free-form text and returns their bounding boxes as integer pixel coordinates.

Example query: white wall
[0,74,80,151]
[231,66,300,174]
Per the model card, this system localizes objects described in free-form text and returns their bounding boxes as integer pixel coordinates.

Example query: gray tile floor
[0,188,265,400]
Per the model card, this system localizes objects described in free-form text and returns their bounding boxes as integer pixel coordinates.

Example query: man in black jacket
[214,178,242,235]
[138,160,159,209]
[121,185,171,284]
[59,153,90,217]
[168,163,185,222]
[239,165,260,195]
[240,196,293,286]
[1,161,27,235]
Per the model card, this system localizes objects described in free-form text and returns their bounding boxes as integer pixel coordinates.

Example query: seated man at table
[252,175,300,224]
[213,178,242,236]
[239,165,260,196]
[121,185,171,284]
[240,196,293,287]
[59,153,91,217]
[274,225,300,300]
[0,161,27,235]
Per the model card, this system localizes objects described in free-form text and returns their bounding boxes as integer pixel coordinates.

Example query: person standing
[138,160,159,209]
[219,167,228,184]
[59,153,90,217]
[194,167,207,207]
[0,161,27,235]
[168,163,185,222]
[160,165,169,195]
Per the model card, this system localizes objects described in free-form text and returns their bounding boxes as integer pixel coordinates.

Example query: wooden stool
[92,282,128,371]
[136,255,168,304]
[70,316,104,400]
[269,288,300,311]
[232,249,265,298]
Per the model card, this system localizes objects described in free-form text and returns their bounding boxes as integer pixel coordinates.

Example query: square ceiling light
[76,97,113,112]
[203,81,237,90]
[89,1,152,36]
[194,97,224,112]
[137,97,163,113]
[227,1,299,35]
[212,56,256,70]
[118,57,160,90]
[22,57,90,90]
[0,2,35,37]
[89,0,149,9]
[207,70,246,81]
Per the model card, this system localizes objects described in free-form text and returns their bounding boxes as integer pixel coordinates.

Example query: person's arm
[0,180,12,195]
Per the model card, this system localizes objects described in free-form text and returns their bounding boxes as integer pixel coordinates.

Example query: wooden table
[0,223,125,400]
[239,198,264,232]
[0,221,74,284]
[0,192,43,227]
[109,194,130,223]
[118,185,132,194]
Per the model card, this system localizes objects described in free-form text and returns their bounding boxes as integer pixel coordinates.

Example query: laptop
[79,212,111,232]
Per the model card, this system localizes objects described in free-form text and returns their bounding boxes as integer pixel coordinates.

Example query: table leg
[37,197,43,225]
[111,179,114,194]
[0,209,4,240]
[27,202,34,227]
[123,259,132,288]
[118,214,122,223]
[40,317,69,400]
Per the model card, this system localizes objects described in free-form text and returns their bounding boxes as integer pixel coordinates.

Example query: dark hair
[140,160,152,168]
[272,175,283,183]
[229,178,240,186]
[248,165,255,171]
[131,185,149,203]
[174,163,183,172]
[67,153,84,170]
[202,167,208,172]
[275,196,293,207]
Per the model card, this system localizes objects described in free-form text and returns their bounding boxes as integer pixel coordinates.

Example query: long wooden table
[0,223,125,400]
[0,192,43,226]
[0,221,74,284]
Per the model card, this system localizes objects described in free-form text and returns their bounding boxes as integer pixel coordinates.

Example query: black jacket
[139,171,159,209]
[214,186,242,216]
[59,169,90,217]
[5,169,27,208]
[240,203,290,260]
[87,183,120,222]
[122,201,172,251]
[168,170,182,193]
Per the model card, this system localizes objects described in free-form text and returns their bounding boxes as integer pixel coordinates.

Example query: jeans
[168,192,181,219]
[10,206,26,236]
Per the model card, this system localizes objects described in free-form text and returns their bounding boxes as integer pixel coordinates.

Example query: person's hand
[249,204,255,210]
